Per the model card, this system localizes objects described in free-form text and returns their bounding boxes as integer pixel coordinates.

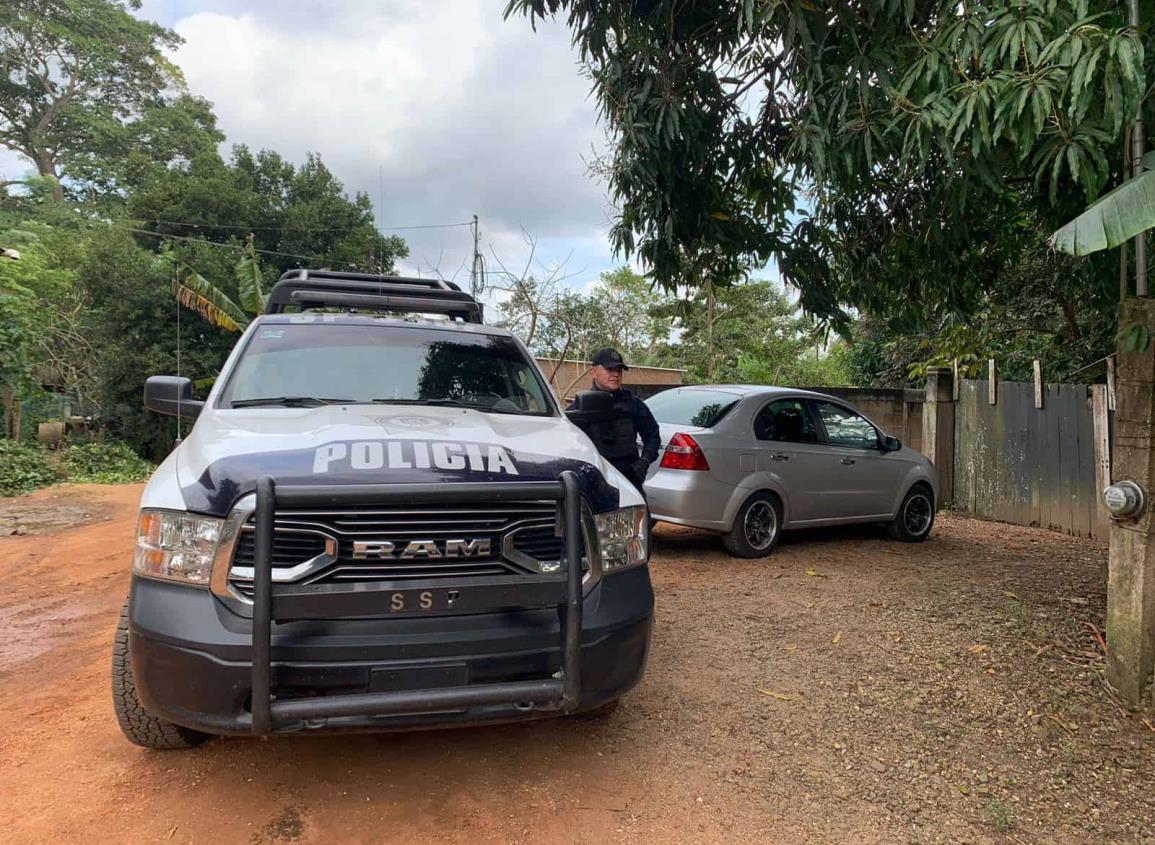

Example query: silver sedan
[643,385,938,557]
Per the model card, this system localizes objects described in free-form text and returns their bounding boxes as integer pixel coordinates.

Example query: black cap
[592,347,629,370]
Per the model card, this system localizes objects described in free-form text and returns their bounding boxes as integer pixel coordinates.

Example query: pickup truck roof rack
[265,269,484,323]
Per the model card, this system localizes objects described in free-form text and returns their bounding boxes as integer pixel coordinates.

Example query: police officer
[575,347,661,493]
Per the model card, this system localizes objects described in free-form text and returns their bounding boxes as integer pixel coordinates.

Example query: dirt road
[1,484,1153,844]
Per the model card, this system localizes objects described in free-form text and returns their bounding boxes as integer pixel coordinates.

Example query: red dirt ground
[1,484,1152,844]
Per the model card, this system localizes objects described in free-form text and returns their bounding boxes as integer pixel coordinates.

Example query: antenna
[173,262,183,447]
[470,214,485,300]
[377,165,386,297]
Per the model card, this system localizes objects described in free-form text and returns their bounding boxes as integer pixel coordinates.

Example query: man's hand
[631,458,650,480]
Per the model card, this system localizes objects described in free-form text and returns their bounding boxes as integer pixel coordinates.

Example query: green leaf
[1119,322,1152,353]
[174,266,249,332]
[1050,170,1155,256]
[235,243,265,314]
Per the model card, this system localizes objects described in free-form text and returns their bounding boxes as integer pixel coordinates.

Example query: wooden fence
[951,378,1111,539]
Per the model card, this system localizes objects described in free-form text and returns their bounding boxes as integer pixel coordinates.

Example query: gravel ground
[0,484,1152,844]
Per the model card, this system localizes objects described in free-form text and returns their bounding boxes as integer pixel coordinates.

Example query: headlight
[133,509,222,585]
[594,506,648,573]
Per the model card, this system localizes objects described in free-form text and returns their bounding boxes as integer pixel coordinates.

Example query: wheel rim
[743,501,778,550]
[903,493,933,536]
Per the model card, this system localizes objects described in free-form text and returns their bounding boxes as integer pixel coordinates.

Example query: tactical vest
[587,391,640,464]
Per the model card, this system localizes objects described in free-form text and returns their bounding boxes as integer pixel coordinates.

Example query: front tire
[722,493,782,558]
[888,485,935,542]
[112,598,209,750]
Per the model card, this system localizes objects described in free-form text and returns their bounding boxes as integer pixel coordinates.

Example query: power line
[116,225,364,269]
[133,218,474,233]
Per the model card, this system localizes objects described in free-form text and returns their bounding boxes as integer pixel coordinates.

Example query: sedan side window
[813,401,879,449]
[754,399,819,443]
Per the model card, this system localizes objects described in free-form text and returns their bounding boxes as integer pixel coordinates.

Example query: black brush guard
[248,473,584,734]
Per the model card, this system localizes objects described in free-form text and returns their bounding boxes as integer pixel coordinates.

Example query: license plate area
[378,586,455,615]
[369,664,468,693]
[270,575,567,621]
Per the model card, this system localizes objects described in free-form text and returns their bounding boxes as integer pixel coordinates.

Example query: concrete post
[922,367,955,507]
[1107,298,1155,706]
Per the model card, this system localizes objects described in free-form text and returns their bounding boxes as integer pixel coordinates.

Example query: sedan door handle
[840,457,856,465]
[769,452,789,461]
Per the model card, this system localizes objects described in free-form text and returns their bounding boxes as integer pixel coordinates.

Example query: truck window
[220,324,554,416]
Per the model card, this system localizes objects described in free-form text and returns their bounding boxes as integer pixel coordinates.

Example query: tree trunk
[2,385,21,439]
[32,148,64,201]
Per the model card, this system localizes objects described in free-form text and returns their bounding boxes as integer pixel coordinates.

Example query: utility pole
[1131,0,1147,297]
[469,214,484,300]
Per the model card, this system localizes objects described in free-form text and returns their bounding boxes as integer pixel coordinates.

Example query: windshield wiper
[230,396,353,408]
[371,397,469,407]
[370,397,526,415]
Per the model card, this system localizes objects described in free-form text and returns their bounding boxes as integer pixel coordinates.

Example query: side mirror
[881,435,902,453]
[570,390,614,413]
[144,376,204,420]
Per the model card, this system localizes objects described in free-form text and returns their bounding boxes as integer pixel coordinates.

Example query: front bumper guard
[248,473,585,735]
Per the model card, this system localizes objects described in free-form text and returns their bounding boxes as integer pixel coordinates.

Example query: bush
[0,439,61,496]
[62,442,154,484]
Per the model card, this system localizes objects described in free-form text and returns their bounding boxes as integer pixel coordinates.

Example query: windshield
[219,323,555,416]
[646,388,740,428]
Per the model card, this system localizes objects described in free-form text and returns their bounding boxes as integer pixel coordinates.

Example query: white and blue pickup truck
[113,270,653,748]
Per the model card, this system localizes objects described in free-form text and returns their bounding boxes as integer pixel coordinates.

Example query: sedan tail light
[660,432,710,471]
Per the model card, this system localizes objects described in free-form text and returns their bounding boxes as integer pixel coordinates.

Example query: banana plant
[167,235,267,333]
[1050,152,1155,256]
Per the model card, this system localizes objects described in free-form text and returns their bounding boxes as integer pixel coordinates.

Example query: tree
[128,147,408,278]
[494,255,671,392]
[506,1,1147,332]
[0,0,185,201]
[0,217,80,437]
[653,280,848,386]
[77,227,237,459]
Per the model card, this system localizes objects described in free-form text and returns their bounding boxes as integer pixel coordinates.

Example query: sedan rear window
[645,389,740,428]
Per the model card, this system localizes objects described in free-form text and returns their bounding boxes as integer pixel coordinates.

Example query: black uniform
[570,387,661,492]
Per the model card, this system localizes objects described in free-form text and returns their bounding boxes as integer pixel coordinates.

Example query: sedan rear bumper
[644,468,733,531]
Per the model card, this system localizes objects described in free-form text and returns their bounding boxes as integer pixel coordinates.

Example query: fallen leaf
[772,572,785,579]
[1141,717,1155,732]
[1047,714,1077,734]
[968,644,989,654]
[1003,591,1020,601]
[832,632,843,645]
[757,688,795,701]
[783,644,798,652]
[805,568,826,578]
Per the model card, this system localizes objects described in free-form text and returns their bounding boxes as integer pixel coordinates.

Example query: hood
[174,404,630,516]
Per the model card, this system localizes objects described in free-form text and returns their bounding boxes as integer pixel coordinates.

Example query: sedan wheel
[723,494,782,558]
[888,486,935,542]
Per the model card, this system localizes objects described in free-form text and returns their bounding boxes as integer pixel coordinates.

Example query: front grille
[510,524,564,562]
[228,500,569,594]
[235,531,328,566]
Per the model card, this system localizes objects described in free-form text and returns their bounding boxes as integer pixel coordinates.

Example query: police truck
[112,270,653,748]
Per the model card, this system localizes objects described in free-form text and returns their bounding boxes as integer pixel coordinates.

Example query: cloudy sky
[4,0,620,297]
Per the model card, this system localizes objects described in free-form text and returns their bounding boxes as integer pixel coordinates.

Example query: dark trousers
[611,459,648,502]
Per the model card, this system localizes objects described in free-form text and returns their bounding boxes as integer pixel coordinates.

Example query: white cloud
[163,1,617,286]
